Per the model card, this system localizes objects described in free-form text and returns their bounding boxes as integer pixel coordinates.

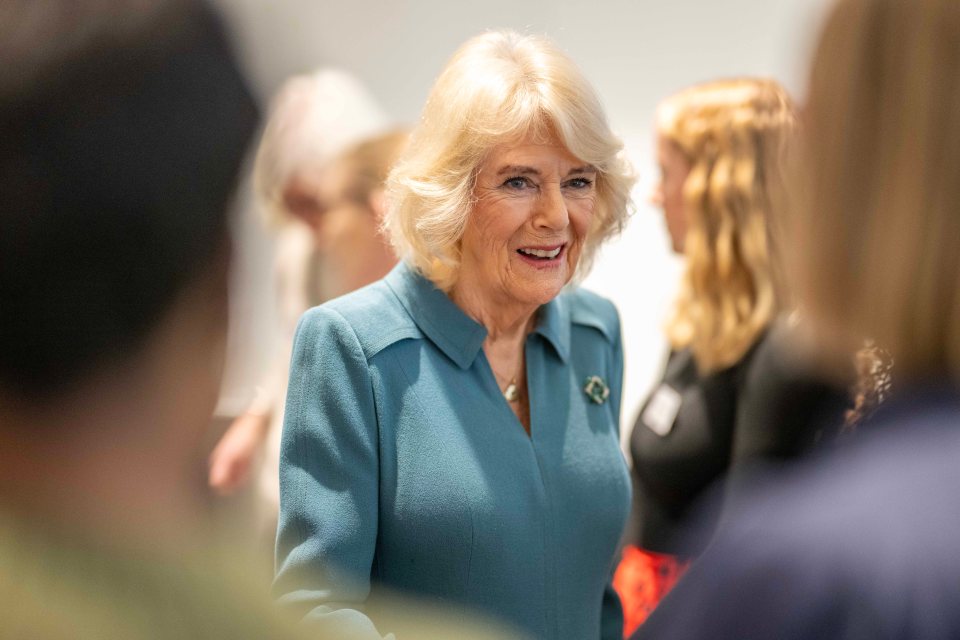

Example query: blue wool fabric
[274,262,631,640]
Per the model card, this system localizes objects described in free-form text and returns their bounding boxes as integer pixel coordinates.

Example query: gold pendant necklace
[491,363,522,403]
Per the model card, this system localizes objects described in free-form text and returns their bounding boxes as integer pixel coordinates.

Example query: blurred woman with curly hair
[616,78,849,635]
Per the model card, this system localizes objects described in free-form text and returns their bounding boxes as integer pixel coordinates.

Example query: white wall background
[214,0,833,447]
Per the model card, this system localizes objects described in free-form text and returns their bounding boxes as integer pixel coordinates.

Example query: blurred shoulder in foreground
[635,388,960,640]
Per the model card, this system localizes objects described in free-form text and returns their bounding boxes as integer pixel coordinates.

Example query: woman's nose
[649,184,664,208]
[534,184,569,230]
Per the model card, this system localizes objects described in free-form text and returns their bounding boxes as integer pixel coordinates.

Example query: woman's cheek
[571,199,595,239]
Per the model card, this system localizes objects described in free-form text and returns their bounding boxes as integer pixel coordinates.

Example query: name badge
[642,384,681,436]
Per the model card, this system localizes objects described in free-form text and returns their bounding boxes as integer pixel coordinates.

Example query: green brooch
[584,375,610,405]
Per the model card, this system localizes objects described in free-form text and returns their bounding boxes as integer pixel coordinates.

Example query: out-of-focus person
[0,0,315,636]
[0,4,515,639]
[633,0,960,638]
[274,29,635,640]
[207,74,396,529]
[616,78,850,634]
[311,129,408,298]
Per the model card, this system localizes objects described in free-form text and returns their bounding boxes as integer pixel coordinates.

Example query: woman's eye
[566,177,593,189]
[503,176,532,190]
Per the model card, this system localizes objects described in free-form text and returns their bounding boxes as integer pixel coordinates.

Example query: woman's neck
[449,280,538,342]
[449,282,536,433]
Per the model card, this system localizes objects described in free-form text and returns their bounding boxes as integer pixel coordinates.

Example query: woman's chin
[507,251,578,296]
[505,273,571,308]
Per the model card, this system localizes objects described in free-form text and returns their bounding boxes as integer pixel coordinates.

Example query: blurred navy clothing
[633,387,960,640]
[275,262,630,640]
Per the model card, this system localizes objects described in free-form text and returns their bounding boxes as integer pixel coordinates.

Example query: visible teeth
[519,247,561,259]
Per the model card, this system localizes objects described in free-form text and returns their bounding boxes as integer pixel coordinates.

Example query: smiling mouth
[517,244,565,261]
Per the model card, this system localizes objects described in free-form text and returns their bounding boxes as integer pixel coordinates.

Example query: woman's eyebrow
[495,164,598,177]
[496,165,540,177]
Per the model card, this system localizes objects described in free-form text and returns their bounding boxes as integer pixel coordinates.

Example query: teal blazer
[275,262,631,640]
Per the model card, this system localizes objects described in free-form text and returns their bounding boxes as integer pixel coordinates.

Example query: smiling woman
[453,132,601,432]
[273,29,635,640]
[463,136,597,304]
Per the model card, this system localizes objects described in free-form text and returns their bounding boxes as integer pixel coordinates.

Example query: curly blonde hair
[384,30,634,291]
[661,78,797,373]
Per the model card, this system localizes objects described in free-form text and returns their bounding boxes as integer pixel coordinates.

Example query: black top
[632,387,960,640]
[628,326,849,556]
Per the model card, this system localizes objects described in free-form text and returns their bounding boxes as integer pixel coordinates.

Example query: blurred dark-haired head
[793,0,960,385]
[0,0,259,402]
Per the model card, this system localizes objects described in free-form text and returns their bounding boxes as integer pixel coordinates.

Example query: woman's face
[457,130,597,309]
[314,162,396,298]
[652,133,691,254]
[282,166,330,235]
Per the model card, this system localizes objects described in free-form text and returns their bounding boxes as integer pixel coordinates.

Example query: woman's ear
[367,188,387,221]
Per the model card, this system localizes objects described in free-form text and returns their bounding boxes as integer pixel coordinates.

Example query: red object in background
[613,545,689,637]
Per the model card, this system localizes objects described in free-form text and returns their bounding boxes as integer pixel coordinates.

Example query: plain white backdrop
[214,0,834,450]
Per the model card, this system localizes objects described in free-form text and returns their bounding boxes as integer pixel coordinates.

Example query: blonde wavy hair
[661,78,797,373]
[384,30,634,291]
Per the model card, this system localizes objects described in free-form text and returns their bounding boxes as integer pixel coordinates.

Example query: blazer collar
[385,262,486,370]
[385,262,571,368]
[531,292,570,363]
